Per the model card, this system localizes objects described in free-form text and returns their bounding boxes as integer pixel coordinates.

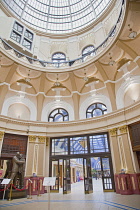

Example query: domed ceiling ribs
[0,0,140,123]
[2,0,112,34]
[0,63,18,113]
[37,73,46,121]
[116,40,138,60]
[69,72,80,120]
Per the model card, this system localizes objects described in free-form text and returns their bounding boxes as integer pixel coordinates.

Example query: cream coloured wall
[7,103,30,120]
[124,83,140,107]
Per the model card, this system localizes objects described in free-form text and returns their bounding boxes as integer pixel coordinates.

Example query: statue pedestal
[5,189,27,200]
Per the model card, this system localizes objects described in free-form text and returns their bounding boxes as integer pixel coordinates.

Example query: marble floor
[0,180,140,210]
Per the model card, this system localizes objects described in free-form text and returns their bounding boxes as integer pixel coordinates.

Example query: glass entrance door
[63,159,71,194]
[101,157,114,191]
[83,158,93,194]
[50,159,60,193]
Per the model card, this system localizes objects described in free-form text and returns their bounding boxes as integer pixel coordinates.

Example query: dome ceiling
[3,0,112,34]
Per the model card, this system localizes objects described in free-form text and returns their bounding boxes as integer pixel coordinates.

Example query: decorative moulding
[28,135,36,143]
[109,128,118,136]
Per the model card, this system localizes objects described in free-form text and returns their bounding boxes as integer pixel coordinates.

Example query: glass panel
[89,134,109,153]
[14,22,23,33]
[102,158,111,177]
[103,178,112,189]
[3,0,112,34]
[82,45,95,56]
[24,29,33,40]
[22,38,32,50]
[86,103,107,119]
[70,136,88,154]
[48,108,69,122]
[51,138,68,155]
[93,109,102,117]
[11,31,21,43]
[59,109,67,115]
[52,53,66,63]
[54,114,63,122]
[50,109,58,117]
[86,112,92,118]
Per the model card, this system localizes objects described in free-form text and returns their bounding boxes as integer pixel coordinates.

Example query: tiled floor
[0,180,140,210]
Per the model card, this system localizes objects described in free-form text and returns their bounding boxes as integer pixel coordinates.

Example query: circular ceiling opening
[3,0,112,34]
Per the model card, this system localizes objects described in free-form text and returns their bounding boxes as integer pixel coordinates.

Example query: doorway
[50,132,115,194]
[50,156,114,194]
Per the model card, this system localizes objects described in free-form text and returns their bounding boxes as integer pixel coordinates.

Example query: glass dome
[3,0,112,34]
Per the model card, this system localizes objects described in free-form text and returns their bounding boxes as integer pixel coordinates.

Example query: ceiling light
[128,24,137,39]
[108,53,115,66]
[83,69,89,82]
[54,74,61,86]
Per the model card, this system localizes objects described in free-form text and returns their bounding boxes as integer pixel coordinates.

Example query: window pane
[11,31,21,43]
[51,138,68,155]
[14,22,23,33]
[93,109,102,117]
[70,136,88,154]
[24,29,33,40]
[86,103,107,119]
[48,108,69,122]
[54,114,63,122]
[89,134,109,153]
[22,38,32,50]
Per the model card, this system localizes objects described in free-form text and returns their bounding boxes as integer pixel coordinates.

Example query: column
[118,126,135,174]
[0,131,4,156]
[109,128,121,174]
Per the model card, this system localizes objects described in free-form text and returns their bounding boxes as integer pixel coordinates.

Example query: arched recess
[1,96,37,121]
[116,76,140,109]
[41,100,74,122]
[8,103,30,120]
[79,94,112,119]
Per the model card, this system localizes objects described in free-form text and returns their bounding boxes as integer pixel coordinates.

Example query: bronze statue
[10,152,25,189]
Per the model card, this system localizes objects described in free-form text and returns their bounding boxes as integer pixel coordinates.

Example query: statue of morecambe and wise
[10,152,25,189]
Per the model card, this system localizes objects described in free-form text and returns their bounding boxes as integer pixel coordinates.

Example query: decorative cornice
[28,135,36,143]
[109,128,118,136]
[38,136,46,143]
[0,131,4,141]
[119,125,128,134]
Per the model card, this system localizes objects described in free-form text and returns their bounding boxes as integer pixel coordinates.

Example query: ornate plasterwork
[119,125,128,134]
[46,137,49,146]
[1,96,37,121]
[0,131,4,141]
[29,135,36,143]
[109,128,118,136]
[38,136,46,143]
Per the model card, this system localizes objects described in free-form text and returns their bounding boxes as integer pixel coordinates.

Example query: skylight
[3,0,112,34]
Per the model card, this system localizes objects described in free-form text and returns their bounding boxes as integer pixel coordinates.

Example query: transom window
[48,108,69,122]
[89,134,109,153]
[51,133,110,156]
[86,103,107,118]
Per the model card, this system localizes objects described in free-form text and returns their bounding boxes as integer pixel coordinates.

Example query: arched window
[52,52,66,67]
[86,103,107,118]
[48,108,69,122]
[82,45,96,61]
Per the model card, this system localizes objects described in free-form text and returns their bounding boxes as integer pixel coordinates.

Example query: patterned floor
[0,180,140,210]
